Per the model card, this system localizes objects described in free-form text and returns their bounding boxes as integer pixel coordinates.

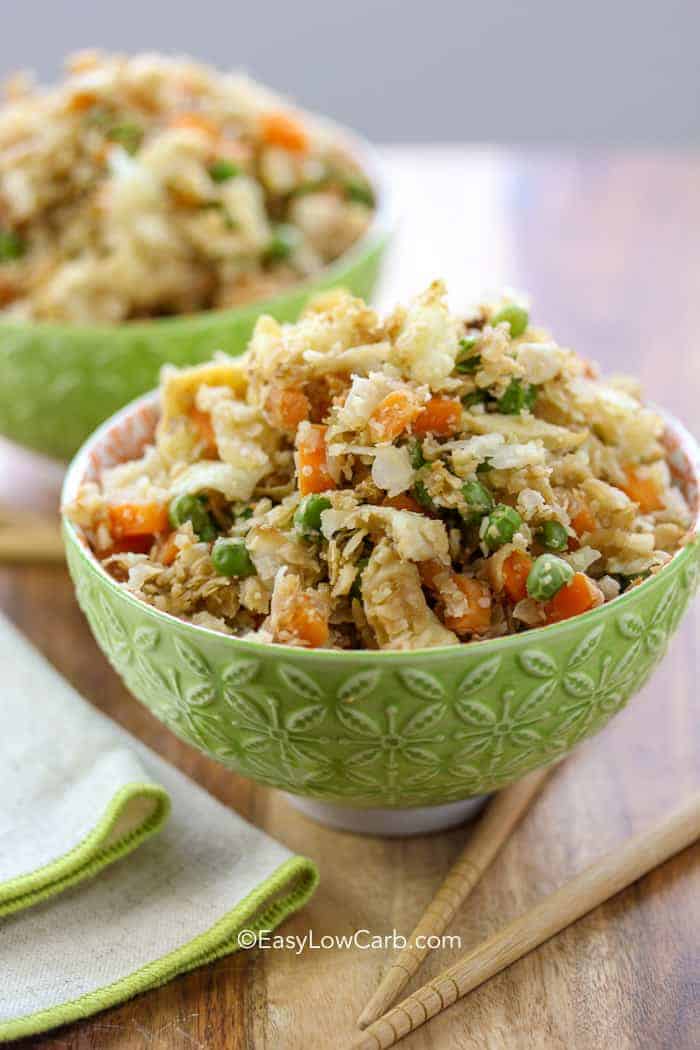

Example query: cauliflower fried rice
[0,52,374,322]
[65,282,695,650]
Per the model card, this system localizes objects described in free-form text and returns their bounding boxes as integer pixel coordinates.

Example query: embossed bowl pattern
[62,396,700,810]
[0,136,391,461]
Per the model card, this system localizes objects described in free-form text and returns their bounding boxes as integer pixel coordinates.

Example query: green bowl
[62,395,699,824]
[0,137,391,461]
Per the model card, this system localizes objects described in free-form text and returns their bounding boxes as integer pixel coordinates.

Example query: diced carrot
[296,423,336,495]
[108,502,169,539]
[502,550,533,603]
[620,467,663,514]
[569,504,596,550]
[545,573,599,624]
[170,112,220,138]
[189,408,217,457]
[418,559,448,591]
[158,532,181,566]
[384,493,424,514]
[286,597,329,648]
[444,575,492,634]
[571,506,596,536]
[413,397,462,437]
[369,390,423,441]
[266,387,310,430]
[102,535,154,557]
[260,111,309,153]
[420,560,492,635]
[67,90,98,113]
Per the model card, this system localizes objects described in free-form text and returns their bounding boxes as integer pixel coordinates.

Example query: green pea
[168,493,217,541]
[211,538,256,578]
[498,378,537,415]
[526,554,574,601]
[294,494,332,534]
[491,303,529,338]
[343,175,375,207]
[538,520,569,552]
[0,229,25,262]
[409,440,426,469]
[107,122,143,154]
[264,223,300,264]
[483,504,522,549]
[461,389,487,409]
[209,159,241,182]
[413,479,435,511]
[461,480,494,523]
[455,336,481,374]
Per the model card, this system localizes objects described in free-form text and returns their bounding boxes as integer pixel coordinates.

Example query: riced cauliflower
[0,52,375,322]
[65,283,696,649]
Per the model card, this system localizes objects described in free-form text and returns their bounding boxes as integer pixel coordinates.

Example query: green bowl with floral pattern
[62,394,699,833]
[0,136,391,462]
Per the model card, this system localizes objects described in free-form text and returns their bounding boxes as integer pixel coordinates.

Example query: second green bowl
[0,138,391,461]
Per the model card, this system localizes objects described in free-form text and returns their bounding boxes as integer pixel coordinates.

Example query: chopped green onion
[461,389,487,409]
[413,479,435,511]
[0,229,25,262]
[350,557,369,599]
[343,175,374,207]
[107,123,143,154]
[455,336,481,374]
[498,378,537,415]
[409,440,426,469]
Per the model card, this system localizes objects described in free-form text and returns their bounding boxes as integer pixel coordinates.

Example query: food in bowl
[0,51,375,323]
[64,282,695,650]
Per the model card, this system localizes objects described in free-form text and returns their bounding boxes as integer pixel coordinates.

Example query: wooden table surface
[2,148,699,1050]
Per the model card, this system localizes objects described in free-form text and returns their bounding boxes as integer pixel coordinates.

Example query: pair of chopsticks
[353,770,700,1050]
[0,506,64,563]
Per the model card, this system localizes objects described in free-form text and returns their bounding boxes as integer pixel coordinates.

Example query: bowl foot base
[282,793,490,837]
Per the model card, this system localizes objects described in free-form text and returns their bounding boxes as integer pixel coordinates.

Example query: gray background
[2,0,699,145]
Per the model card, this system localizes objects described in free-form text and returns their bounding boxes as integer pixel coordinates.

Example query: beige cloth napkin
[0,612,317,1042]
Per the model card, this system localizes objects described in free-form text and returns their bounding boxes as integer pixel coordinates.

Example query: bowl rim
[0,122,394,336]
[62,392,700,664]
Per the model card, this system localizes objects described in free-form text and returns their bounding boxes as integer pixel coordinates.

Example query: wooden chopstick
[352,791,700,1050]
[357,765,553,1028]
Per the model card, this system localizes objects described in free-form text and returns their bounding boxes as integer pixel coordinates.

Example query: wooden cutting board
[1,148,699,1049]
